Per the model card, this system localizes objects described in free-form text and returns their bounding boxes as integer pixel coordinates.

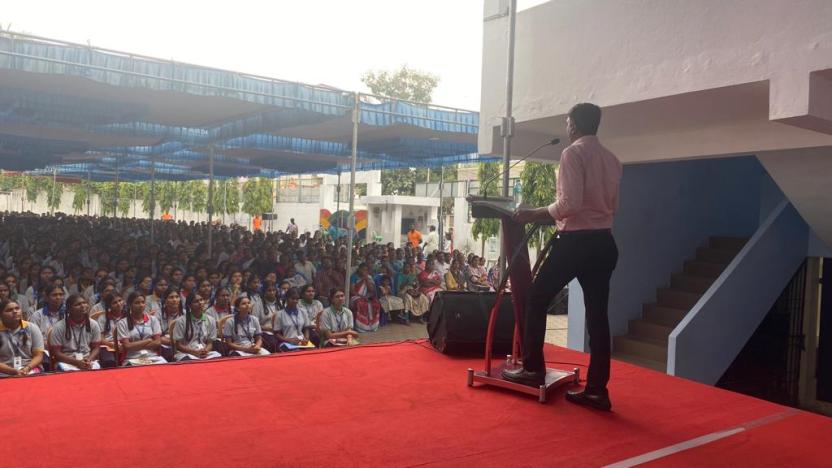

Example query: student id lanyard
[194,319,205,344]
[334,309,345,331]
[240,316,253,342]
[287,310,301,336]
[71,325,85,357]
[6,330,24,369]
[135,321,147,340]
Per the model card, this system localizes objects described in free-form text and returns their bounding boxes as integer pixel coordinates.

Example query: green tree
[361,65,439,103]
[241,177,273,218]
[381,168,417,196]
[24,176,47,209]
[93,182,116,216]
[118,182,139,217]
[174,181,193,219]
[362,66,450,196]
[46,180,62,213]
[158,181,176,215]
[211,178,241,216]
[72,182,91,214]
[142,181,157,217]
[519,161,559,253]
[471,162,501,256]
[189,180,208,220]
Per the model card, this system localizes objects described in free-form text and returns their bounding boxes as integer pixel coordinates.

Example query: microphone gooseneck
[482,137,561,198]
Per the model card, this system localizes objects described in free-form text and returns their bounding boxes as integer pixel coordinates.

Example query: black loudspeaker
[427,291,515,356]
[262,213,278,221]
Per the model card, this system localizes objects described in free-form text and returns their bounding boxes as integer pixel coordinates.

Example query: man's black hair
[568,103,602,136]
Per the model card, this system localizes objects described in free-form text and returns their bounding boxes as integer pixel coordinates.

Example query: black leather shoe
[565,389,612,411]
[501,367,545,387]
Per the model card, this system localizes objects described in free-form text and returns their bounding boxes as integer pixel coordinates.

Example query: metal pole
[222,178,227,225]
[438,165,445,252]
[114,157,120,218]
[207,146,215,259]
[336,170,341,226]
[344,92,359,303]
[498,0,518,280]
[86,170,91,216]
[50,167,57,214]
[150,159,156,244]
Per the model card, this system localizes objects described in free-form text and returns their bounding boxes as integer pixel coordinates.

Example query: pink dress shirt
[547,135,622,232]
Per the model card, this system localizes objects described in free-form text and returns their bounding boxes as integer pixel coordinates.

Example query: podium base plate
[467,364,580,403]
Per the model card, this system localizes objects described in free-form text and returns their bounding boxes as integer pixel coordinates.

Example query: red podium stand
[466,197,579,402]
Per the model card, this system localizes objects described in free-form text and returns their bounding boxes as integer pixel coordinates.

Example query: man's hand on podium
[513,207,550,224]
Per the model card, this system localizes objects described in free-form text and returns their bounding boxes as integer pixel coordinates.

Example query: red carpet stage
[4,341,829,467]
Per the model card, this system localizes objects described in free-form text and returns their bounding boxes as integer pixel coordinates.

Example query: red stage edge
[468,363,580,403]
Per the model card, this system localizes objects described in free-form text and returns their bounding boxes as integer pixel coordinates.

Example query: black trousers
[522,229,618,392]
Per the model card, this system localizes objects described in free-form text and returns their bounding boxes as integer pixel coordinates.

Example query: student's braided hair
[232,296,249,338]
[101,292,121,334]
[63,294,91,340]
[125,291,144,331]
[183,291,205,342]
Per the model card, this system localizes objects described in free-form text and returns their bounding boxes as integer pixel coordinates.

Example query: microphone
[481,137,561,198]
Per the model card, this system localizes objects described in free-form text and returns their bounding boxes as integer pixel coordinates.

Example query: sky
[2,0,548,111]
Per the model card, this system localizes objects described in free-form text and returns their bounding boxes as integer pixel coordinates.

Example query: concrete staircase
[613,236,748,372]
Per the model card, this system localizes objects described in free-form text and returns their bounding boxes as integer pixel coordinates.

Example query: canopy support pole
[50,167,57,215]
[498,0,518,281]
[223,178,227,225]
[438,165,445,252]
[150,159,156,244]
[86,170,91,216]
[114,157,120,218]
[207,146,215,260]
[336,170,341,226]
[344,92,359,303]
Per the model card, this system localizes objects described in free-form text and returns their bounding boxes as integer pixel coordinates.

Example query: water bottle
[505,354,513,370]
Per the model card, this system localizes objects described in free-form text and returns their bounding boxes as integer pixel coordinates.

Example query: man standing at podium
[503,103,622,411]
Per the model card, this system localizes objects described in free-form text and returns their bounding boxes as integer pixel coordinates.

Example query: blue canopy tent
[0,31,489,296]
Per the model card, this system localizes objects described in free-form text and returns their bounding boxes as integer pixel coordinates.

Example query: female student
[29,284,66,339]
[350,263,382,332]
[318,288,360,347]
[205,287,233,321]
[0,299,45,376]
[144,277,169,317]
[48,294,102,371]
[117,293,166,365]
[272,288,312,350]
[95,293,125,368]
[157,288,183,362]
[241,276,265,322]
[297,284,324,327]
[257,283,280,352]
[172,292,221,361]
[223,296,269,356]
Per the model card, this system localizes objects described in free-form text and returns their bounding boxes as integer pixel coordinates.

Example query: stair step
[657,288,701,310]
[613,335,668,363]
[709,236,749,251]
[629,319,673,343]
[670,273,715,294]
[613,352,666,372]
[683,260,726,278]
[696,247,740,264]
[643,303,688,327]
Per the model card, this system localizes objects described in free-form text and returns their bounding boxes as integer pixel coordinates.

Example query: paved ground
[358,314,568,347]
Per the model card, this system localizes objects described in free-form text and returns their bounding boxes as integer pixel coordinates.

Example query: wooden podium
[465,195,578,403]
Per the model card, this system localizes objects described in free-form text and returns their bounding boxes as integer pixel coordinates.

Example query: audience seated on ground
[0,212,496,378]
